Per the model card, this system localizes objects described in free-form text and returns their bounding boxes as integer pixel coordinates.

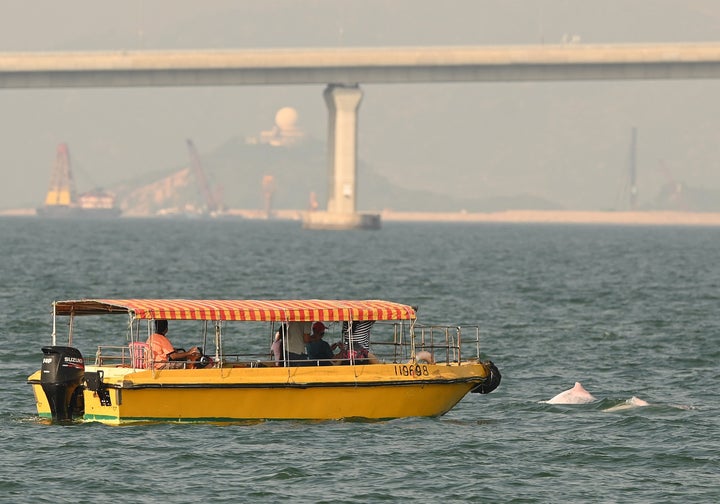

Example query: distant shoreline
[206,209,720,226]
[5,207,720,226]
[379,210,720,226]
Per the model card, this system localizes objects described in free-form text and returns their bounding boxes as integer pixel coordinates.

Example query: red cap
[312,321,327,334]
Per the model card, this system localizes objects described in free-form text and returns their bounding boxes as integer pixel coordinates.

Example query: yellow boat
[28,299,501,424]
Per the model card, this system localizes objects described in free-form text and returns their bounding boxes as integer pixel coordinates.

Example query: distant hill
[114,135,562,215]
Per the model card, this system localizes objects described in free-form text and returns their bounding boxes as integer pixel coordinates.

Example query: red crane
[186,139,220,213]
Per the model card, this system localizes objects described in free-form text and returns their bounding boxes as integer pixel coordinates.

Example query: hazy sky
[2,0,720,211]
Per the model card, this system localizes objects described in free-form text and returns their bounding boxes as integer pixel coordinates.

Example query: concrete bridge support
[302,84,380,230]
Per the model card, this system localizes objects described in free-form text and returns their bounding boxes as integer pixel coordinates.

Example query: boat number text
[394,364,429,377]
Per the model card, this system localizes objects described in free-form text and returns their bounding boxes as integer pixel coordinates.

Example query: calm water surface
[1,218,718,502]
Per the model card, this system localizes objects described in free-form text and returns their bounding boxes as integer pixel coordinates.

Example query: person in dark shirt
[306,321,334,365]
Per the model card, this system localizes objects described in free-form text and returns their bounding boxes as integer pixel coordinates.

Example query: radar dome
[275,107,299,131]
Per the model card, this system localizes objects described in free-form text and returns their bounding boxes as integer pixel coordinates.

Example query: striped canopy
[53,299,416,322]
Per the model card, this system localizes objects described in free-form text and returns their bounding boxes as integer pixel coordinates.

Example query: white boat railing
[91,322,482,368]
[95,345,133,367]
[372,323,481,365]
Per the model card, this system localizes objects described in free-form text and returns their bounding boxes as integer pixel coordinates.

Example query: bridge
[3,43,720,228]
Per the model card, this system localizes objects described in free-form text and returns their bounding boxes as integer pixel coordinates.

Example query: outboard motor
[471,360,502,394]
[40,346,85,421]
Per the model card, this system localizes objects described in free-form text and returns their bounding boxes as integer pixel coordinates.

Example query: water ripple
[1,220,719,502]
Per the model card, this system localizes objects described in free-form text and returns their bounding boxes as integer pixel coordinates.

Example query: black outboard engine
[471,360,502,394]
[40,346,85,421]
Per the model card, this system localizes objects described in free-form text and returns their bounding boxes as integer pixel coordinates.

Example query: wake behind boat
[28,298,501,424]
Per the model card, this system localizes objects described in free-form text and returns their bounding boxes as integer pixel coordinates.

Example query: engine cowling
[40,346,85,421]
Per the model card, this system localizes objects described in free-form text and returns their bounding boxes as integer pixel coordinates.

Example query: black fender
[471,360,501,394]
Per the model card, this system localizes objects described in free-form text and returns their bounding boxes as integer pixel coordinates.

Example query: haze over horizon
[2,0,720,212]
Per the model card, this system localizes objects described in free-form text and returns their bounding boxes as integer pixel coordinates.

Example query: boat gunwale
[30,377,483,389]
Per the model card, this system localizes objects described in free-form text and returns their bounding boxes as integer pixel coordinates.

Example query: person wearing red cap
[306,321,334,365]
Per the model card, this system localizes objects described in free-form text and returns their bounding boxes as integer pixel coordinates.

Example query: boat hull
[29,362,489,424]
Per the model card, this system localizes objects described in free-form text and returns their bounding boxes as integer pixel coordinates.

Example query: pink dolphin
[546,382,597,404]
[603,396,650,412]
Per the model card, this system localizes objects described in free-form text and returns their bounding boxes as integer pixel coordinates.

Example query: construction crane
[186,139,221,213]
[262,175,276,219]
[628,127,638,210]
[44,143,77,206]
[614,127,639,211]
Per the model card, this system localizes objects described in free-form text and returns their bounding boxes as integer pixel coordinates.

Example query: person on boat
[147,319,202,369]
[285,321,311,365]
[333,320,379,364]
[341,320,374,350]
[271,324,286,366]
[305,321,334,365]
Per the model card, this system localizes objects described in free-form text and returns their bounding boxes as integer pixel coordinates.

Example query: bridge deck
[2,43,720,88]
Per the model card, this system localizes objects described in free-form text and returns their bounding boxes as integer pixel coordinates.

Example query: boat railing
[370,323,481,365]
[222,353,360,368]
[95,345,133,367]
[91,323,482,368]
[220,352,276,367]
[94,344,191,369]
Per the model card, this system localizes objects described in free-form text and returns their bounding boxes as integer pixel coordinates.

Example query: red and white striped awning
[52,299,416,322]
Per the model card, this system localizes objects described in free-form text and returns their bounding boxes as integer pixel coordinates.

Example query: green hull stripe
[81,414,403,423]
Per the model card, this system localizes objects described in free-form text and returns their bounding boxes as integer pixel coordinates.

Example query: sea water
[0,217,718,503]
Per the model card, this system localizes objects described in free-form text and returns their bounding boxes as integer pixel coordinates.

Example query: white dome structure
[250,106,305,147]
[275,107,299,131]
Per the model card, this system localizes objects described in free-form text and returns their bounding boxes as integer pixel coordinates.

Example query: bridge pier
[302,84,380,230]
